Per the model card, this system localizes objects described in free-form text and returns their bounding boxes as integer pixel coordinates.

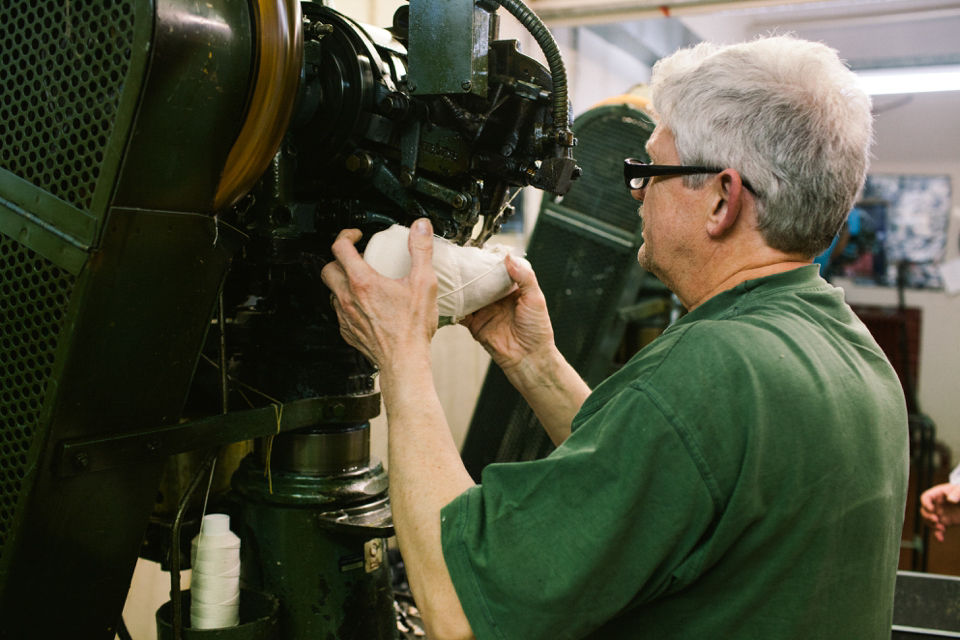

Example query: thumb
[408,217,435,275]
[505,254,539,294]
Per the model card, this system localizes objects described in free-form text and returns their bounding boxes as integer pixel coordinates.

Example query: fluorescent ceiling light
[855,65,960,96]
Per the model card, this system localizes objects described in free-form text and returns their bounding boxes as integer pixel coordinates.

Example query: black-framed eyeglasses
[623,158,756,194]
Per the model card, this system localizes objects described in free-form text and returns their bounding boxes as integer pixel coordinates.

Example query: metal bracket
[57,393,381,477]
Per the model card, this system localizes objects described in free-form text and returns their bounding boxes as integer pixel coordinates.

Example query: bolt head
[461,80,472,91]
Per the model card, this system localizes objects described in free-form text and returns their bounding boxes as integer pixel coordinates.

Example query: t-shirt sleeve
[441,383,720,640]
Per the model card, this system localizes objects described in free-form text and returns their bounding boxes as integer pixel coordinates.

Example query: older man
[322,35,908,640]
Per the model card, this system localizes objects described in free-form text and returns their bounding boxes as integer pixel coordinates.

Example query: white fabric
[363,224,530,323]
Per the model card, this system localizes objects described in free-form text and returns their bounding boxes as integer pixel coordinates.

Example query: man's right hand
[921,483,960,542]
[460,255,555,374]
[462,255,590,446]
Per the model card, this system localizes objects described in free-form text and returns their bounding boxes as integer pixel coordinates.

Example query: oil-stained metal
[233,451,397,639]
[407,0,491,96]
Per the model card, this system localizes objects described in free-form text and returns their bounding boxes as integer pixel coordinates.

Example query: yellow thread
[263,404,283,495]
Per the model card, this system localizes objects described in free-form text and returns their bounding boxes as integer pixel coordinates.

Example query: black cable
[495,0,570,133]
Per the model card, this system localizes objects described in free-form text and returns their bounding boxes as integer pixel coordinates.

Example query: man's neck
[683,260,812,310]
[670,250,812,311]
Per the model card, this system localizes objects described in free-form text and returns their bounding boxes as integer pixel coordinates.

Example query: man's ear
[706,170,746,239]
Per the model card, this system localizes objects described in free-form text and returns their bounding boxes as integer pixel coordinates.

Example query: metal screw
[145,440,159,453]
[400,171,414,187]
[451,194,467,209]
[461,80,472,92]
[332,403,346,419]
[407,80,417,93]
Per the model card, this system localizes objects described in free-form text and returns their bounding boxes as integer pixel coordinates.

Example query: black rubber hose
[495,0,570,133]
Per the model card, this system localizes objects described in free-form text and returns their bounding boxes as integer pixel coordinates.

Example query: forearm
[500,344,590,446]
[380,353,476,640]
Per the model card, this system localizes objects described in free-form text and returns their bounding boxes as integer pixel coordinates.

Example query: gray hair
[650,35,874,257]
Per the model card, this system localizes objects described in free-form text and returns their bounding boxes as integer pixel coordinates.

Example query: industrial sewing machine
[0,0,577,636]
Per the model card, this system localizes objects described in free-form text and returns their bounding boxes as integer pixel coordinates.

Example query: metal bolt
[345,153,372,174]
[145,440,159,453]
[306,21,334,40]
[461,80,472,92]
[400,171,414,187]
[407,80,417,93]
[73,452,89,471]
[332,403,346,419]
[451,194,468,209]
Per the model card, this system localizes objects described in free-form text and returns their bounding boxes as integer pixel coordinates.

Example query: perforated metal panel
[557,108,653,233]
[0,0,136,212]
[0,233,75,560]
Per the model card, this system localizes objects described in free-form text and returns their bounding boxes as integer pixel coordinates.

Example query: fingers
[320,260,348,297]
[921,486,943,512]
[330,228,367,271]
[407,218,435,283]
[947,484,960,503]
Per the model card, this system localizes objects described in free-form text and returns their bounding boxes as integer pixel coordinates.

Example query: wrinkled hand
[320,219,438,370]
[460,255,555,374]
[920,483,960,542]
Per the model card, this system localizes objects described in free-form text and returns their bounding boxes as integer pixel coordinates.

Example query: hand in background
[920,483,960,542]
[460,255,555,375]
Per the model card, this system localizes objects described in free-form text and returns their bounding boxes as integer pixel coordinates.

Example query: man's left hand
[320,218,439,370]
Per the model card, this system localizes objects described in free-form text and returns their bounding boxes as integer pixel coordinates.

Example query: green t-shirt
[442,265,909,640]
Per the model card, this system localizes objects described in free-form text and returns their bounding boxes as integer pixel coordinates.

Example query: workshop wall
[838,158,960,461]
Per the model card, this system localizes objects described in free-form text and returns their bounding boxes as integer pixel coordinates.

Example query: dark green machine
[0,0,577,637]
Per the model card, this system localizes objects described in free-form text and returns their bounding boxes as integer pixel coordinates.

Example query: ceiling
[530,0,960,165]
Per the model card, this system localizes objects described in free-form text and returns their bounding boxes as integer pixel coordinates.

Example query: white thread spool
[190,513,241,629]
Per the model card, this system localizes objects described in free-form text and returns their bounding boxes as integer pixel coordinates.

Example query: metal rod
[218,290,230,415]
